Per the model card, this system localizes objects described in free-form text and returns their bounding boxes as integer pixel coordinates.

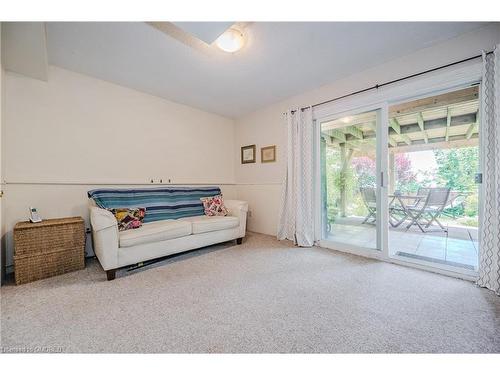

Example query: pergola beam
[391,117,413,146]
[465,124,476,139]
[321,134,335,146]
[417,112,428,143]
[466,113,478,140]
[390,118,401,134]
[389,86,478,117]
[399,134,412,146]
[329,129,346,142]
[445,108,451,142]
[323,112,478,150]
[344,125,364,140]
[321,120,375,132]
[393,134,478,153]
[367,121,396,147]
[389,113,476,136]
[416,112,424,131]
[325,113,476,145]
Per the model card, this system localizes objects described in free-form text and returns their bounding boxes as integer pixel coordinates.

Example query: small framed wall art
[241,144,256,164]
[261,145,276,163]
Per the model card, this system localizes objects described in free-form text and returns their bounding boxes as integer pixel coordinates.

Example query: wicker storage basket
[13,217,85,285]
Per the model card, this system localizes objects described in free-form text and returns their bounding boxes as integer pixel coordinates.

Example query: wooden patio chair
[404,187,430,210]
[405,187,451,232]
[360,187,377,224]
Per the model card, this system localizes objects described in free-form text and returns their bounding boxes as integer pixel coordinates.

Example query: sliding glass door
[319,109,382,252]
[386,86,480,271]
[316,85,481,275]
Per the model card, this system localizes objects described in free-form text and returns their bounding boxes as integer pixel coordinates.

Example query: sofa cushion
[109,207,146,231]
[200,195,228,216]
[179,215,239,234]
[119,220,192,248]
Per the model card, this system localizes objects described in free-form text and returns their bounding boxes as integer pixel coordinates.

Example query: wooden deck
[326,216,478,270]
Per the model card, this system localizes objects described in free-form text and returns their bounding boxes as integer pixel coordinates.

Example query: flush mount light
[215,28,245,53]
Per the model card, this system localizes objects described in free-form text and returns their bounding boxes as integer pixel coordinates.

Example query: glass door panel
[320,110,380,250]
[387,86,480,270]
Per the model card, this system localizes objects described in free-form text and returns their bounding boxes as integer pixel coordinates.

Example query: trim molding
[3,180,236,186]
[235,182,282,186]
[3,181,284,186]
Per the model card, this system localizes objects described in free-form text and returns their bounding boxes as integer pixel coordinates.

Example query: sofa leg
[106,269,116,281]
[236,237,243,245]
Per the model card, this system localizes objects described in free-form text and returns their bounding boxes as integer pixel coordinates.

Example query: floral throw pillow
[109,208,146,231]
[200,195,228,217]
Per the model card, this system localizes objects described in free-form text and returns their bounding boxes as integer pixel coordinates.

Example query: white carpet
[1,232,499,353]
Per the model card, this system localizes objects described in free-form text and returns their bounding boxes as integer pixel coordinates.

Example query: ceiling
[1,22,48,81]
[43,22,487,118]
[171,22,233,44]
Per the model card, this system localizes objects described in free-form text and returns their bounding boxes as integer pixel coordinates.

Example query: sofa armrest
[225,200,248,238]
[225,200,248,215]
[89,206,119,270]
[90,206,117,231]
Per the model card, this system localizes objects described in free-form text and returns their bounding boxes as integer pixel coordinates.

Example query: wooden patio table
[388,194,426,228]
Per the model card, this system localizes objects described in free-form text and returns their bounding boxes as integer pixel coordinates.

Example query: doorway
[317,85,481,275]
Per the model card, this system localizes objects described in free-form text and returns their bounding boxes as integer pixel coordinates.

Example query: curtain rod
[287,50,493,115]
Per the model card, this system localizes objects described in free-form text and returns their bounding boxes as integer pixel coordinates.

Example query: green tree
[394,153,419,193]
[433,147,479,220]
[433,147,478,192]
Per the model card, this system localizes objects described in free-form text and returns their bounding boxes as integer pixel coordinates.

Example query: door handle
[475,173,483,184]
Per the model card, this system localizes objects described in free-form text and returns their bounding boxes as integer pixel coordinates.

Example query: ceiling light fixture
[215,28,245,53]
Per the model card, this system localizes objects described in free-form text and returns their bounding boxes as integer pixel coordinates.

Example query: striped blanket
[87,186,221,223]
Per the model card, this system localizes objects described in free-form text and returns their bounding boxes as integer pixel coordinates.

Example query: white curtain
[278,107,315,247]
[477,45,500,295]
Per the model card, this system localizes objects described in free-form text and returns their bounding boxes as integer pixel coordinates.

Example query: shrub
[457,217,478,227]
[464,194,478,217]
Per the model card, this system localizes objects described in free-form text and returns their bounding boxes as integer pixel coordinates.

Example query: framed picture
[241,144,256,164]
[261,145,276,163]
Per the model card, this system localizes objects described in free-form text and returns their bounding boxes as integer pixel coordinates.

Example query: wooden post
[320,136,328,236]
[389,152,395,194]
[340,143,347,217]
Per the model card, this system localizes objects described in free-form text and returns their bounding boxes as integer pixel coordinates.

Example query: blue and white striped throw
[87,186,221,223]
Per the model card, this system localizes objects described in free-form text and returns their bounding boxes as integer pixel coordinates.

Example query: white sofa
[89,199,248,280]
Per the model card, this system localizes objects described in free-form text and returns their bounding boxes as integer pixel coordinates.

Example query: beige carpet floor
[1,232,499,353]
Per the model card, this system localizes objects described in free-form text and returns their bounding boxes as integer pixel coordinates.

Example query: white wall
[3,66,236,268]
[234,23,500,236]
[1,23,5,283]
[6,66,235,184]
